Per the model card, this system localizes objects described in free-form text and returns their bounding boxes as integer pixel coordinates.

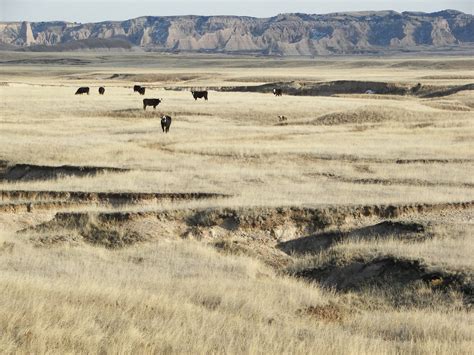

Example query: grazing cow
[273,88,282,96]
[133,85,142,92]
[278,115,287,122]
[191,90,208,100]
[143,98,162,110]
[98,87,105,95]
[75,87,90,95]
[138,87,146,95]
[161,115,172,133]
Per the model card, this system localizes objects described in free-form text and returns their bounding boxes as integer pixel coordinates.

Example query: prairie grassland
[1,231,473,354]
[289,219,474,276]
[1,59,473,206]
[0,52,473,354]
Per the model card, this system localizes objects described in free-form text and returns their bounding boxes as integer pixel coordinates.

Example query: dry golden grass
[1,65,473,206]
[289,218,474,276]
[1,230,473,354]
[1,52,473,354]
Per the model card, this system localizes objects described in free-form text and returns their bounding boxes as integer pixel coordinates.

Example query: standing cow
[138,87,146,95]
[273,88,282,96]
[75,87,90,95]
[191,90,208,101]
[161,115,172,133]
[133,85,142,92]
[143,98,162,110]
[98,87,105,95]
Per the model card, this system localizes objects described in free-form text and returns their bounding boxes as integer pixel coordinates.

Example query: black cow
[161,115,172,133]
[273,88,282,96]
[143,98,162,110]
[133,85,142,92]
[98,87,105,95]
[191,90,208,100]
[75,87,90,95]
[138,87,146,95]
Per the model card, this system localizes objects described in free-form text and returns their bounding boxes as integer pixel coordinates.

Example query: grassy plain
[0,52,473,354]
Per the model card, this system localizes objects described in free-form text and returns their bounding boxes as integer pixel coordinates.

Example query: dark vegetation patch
[0,162,127,181]
[96,109,214,119]
[389,60,474,70]
[394,158,472,164]
[299,154,474,165]
[0,58,92,65]
[418,74,474,80]
[305,171,474,188]
[294,256,473,305]
[100,108,164,119]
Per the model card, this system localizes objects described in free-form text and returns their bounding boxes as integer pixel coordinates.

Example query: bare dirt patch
[420,83,474,98]
[0,190,230,213]
[297,304,345,323]
[15,200,472,251]
[278,221,427,256]
[20,212,145,248]
[185,202,474,234]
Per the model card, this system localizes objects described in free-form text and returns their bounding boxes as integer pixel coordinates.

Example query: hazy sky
[1,0,472,22]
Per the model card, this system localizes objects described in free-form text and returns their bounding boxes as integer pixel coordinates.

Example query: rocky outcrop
[0,10,473,55]
[18,21,35,45]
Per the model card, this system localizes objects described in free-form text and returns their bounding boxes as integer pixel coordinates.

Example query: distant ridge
[1,10,473,55]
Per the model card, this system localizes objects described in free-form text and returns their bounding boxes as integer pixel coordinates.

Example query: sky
[1,0,472,23]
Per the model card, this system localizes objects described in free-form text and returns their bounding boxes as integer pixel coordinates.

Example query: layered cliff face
[0,10,472,55]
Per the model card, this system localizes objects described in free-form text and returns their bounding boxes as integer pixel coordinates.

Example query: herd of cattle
[74,85,284,133]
